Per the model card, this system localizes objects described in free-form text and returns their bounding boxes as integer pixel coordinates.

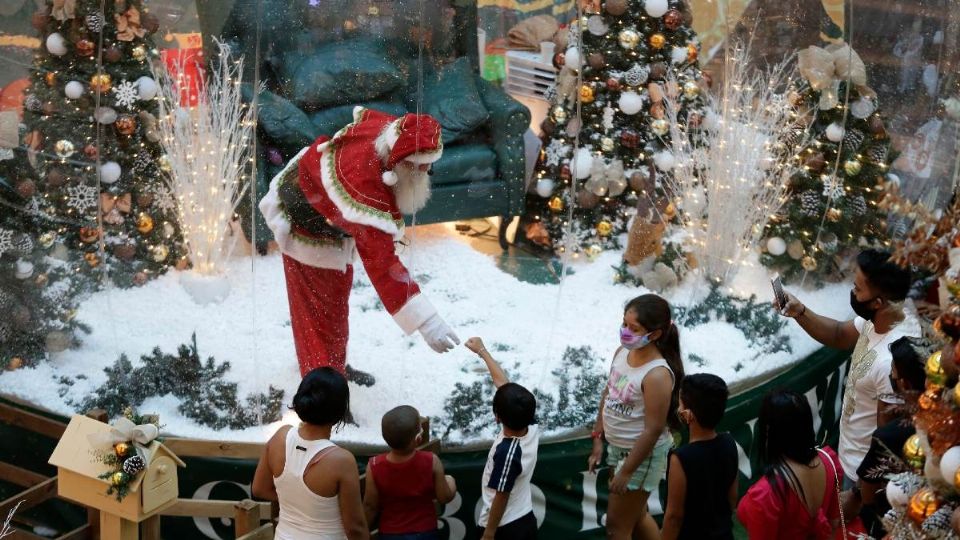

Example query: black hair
[624,294,685,430]
[889,337,928,392]
[381,405,421,450]
[680,373,729,429]
[856,249,911,302]
[493,382,536,431]
[291,367,350,428]
[756,389,819,507]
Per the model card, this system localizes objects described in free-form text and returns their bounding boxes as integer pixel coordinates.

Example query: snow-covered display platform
[0,223,854,447]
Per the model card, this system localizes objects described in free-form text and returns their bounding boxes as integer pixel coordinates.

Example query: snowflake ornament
[543,84,558,103]
[821,176,845,201]
[602,106,615,131]
[544,139,570,167]
[113,80,139,109]
[0,228,13,256]
[132,151,153,174]
[153,185,177,213]
[66,184,99,213]
[624,64,650,87]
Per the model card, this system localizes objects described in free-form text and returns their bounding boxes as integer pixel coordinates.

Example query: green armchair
[196,0,530,252]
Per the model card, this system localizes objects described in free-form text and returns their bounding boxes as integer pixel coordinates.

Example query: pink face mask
[620,326,652,350]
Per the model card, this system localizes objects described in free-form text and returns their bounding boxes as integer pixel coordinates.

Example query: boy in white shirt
[465,337,540,540]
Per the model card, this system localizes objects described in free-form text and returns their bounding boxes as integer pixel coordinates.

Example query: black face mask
[850,290,880,321]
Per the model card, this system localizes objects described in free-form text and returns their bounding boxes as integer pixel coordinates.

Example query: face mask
[620,326,652,350]
[850,290,880,321]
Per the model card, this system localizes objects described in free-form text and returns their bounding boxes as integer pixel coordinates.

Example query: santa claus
[259,107,460,384]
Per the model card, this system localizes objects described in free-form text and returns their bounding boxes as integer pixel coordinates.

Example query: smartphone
[771,274,787,311]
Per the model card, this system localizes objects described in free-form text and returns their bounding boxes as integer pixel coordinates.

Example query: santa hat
[376,113,443,186]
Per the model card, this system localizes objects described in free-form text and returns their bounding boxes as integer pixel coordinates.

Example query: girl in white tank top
[274,427,347,540]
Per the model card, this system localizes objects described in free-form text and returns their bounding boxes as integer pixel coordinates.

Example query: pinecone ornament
[850,195,868,217]
[841,128,864,151]
[783,128,804,148]
[24,95,42,113]
[869,145,889,164]
[0,289,14,311]
[624,64,650,87]
[921,506,956,539]
[800,190,822,217]
[121,455,146,476]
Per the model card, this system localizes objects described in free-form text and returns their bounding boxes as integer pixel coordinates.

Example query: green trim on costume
[324,146,405,230]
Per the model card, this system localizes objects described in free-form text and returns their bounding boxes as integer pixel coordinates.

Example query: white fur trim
[374,119,403,161]
[258,148,357,270]
[403,149,443,164]
[318,144,404,240]
[392,293,438,334]
[352,106,365,123]
[382,171,399,186]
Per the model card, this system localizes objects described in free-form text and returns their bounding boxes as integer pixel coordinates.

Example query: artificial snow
[0,223,854,447]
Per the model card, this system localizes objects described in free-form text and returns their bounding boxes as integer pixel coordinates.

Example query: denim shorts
[606,439,671,493]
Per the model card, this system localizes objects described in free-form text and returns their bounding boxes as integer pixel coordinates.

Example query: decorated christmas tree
[761,44,894,283]
[522,0,707,259]
[0,134,86,370]
[22,0,184,289]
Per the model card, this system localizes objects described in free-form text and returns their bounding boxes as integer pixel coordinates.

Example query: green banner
[0,347,849,539]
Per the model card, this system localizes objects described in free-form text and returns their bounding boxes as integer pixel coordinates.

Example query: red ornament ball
[663,9,683,31]
[605,0,628,16]
[15,179,36,198]
[560,165,572,181]
[104,46,122,63]
[588,53,605,69]
[620,129,640,148]
[47,168,67,187]
[606,77,621,91]
[553,52,565,69]
[650,63,668,80]
[84,144,98,159]
[115,115,137,136]
[75,39,95,57]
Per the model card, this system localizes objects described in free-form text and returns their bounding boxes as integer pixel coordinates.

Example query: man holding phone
[776,249,919,492]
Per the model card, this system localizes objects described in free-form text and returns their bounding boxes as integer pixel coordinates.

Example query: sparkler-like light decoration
[154,40,254,276]
[659,45,811,283]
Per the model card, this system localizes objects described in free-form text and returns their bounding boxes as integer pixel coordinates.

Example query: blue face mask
[620,326,652,350]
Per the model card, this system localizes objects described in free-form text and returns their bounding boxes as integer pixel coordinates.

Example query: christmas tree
[522,0,706,259]
[0,135,86,370]
[23,0,184,289]
[761,44,893,283]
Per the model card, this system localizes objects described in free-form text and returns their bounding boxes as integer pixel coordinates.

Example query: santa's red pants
[282,255,353,377]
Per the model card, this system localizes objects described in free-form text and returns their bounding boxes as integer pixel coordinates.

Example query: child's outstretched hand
[465,337,486,355]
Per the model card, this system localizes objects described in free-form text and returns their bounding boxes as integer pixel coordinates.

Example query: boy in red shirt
[363,406,457,539]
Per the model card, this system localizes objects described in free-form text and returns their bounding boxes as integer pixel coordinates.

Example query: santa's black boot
[345,364,376,387]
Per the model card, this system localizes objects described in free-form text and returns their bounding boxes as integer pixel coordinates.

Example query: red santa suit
[259,107,458,378]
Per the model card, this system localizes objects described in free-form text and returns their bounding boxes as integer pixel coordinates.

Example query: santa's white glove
[418,314,460,353]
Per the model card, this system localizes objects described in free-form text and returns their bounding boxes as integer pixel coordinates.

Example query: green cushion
[276,39,403,110]
[415,58,490,144]
[429,144,497,187]
[308,102,408,137]
[241,85,318,154]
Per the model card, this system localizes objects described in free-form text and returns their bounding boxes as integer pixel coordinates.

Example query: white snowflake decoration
[544,139,570,167]
[0,228,13,256]
[822,176,845,201]
[113,80,139,109]
[603,106,615,131]
[66,184,99,213]
[153,185,177,213]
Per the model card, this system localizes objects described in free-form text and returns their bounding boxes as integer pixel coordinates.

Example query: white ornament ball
[766,237,787,256]
[644,0,669,18]
[565,47,582,70]
[653,151,675,171]
[573,147,593,180]
[825,122,845,142]
[535,178,555,198]
[46,33,68,56]
[886,481,909,510]
[64,81,84,100]
[850,98,875,119]
[15,259,34,280]
[671,47,688,65]
[94,107,117,124]
[618,91,644,115]
[99,161,122,184]
[136,76,158,100]
[940,446,960,486]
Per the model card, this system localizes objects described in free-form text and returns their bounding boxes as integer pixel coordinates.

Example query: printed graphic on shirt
[606,368,637,417]
[487,438,524,493]
[843,322,878,419]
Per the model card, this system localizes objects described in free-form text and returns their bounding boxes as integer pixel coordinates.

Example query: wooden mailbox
[48,414,185,532]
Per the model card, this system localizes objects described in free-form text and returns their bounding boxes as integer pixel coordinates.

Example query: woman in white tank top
[252,368,369,540]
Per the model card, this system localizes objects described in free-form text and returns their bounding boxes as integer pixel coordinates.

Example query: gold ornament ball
[34,273,48,288]
[686,43,698,62]
[601,137,615,152]
[111,471,128,487]
[651,118,669,136]
[579,84,595,104]
[926,350,945,387]
[843,159,862,176]
[44,72,56,87]
[618,29,640,50]
[132,45,147,61]
[801,255,818,271]
[552,106,567,124]
[649,33,666,49]
[907,487,940,525]
[903,433,925,470]
[596,221,613,236]
[114,442,130,457]
[115,115,137,136]
[548,196,564,212]
[84,252,100,267]
[152,244,169,262]
[7,357,23,371]
[952,382,960,407]
[664,203,677,220]
[39,232,55,248]
[90,73,112,93]
[787,239,805,260]
[137,213,154,234]
[826,208,842,222]
[54,139,75,159]
[585,244,603,257]
[682,81,700,99]
[918,387,941,410]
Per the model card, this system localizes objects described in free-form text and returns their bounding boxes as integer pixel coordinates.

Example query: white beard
[392,166,432,214]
